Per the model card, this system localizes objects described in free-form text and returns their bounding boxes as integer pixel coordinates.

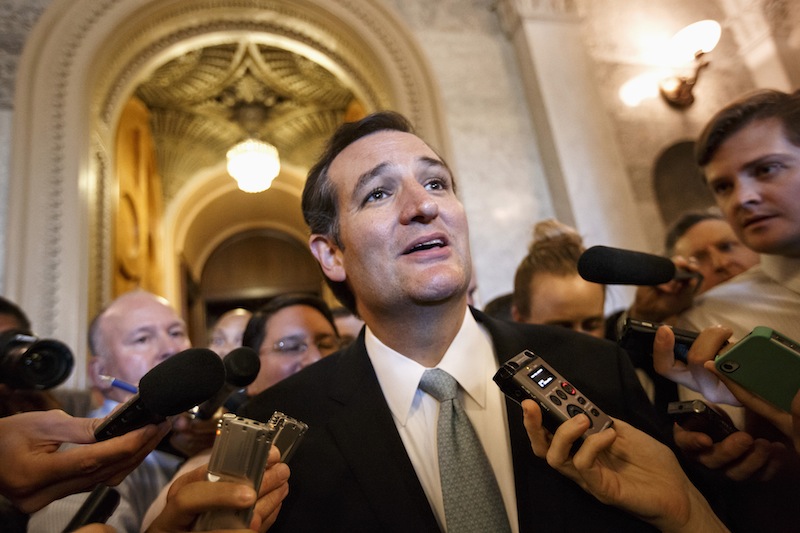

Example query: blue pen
[98,375,138,394]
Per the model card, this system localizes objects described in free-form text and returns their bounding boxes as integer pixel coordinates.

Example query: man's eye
[365,188,387,203]
[710,181,732,195]
[425,177,448,191]
[755,162,783,177]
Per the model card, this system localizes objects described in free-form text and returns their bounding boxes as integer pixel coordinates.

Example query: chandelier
[226,138,280,193]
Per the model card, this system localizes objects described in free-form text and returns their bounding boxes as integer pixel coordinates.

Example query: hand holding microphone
[0,410,170,514]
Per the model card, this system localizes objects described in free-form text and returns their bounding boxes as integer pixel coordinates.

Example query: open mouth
[404,238,446,254]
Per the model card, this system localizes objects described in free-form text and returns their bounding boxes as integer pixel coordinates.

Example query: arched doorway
[8,0,447,387]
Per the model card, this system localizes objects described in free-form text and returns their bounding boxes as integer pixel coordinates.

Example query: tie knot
[419,368,458,402]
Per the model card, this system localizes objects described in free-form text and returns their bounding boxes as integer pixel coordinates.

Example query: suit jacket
[239,309,667,532]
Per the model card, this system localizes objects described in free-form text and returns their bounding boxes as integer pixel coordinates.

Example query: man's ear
[309,234,346,282]
[88,356,106,389]
[510,304,522,323]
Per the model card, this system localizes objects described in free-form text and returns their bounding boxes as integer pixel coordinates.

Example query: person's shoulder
[474,308,623,369]
[238,350,347,422]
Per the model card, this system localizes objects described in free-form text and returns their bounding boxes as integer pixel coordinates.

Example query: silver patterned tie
[419,368,512,533]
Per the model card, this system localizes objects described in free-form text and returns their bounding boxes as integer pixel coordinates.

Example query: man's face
[704,118,800,257]
[513,273,606,339]
[209,311,251,358]
[673,218,760,293]
[246,305,339,396]
[92,293,190,399]
[310,130,472,318]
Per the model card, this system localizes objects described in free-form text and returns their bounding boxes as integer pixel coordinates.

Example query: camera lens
[0,331,74,390]
[719,361,739,373]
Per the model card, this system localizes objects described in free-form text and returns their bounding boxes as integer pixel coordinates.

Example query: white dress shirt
[365,308,519,532]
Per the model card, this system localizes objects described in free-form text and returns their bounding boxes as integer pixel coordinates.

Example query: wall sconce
[659,20,722,108]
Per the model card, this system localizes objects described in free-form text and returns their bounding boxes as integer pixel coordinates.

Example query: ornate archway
[8,0,447,387]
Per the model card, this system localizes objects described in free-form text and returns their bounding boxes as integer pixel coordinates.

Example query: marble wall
[0,0,50,292]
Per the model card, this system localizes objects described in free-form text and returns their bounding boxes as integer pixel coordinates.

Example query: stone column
[497,0,647,309]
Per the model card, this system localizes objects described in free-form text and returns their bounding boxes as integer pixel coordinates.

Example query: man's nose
[399,182,439,224]
[158,335,187,361]
[733,179,761,207]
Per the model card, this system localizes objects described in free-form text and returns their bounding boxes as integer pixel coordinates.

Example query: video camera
[0,330,74,390]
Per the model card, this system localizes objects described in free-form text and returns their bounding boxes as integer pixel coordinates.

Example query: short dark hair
[696,89,800,167]
[664,209,724,255]
[0,296,31,333]
[242,293,337,354]
[301,111,417,313]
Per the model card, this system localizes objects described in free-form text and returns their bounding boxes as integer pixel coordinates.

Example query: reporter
[0,409,170,514]
[521,399,729,533]
[144,447,289,533]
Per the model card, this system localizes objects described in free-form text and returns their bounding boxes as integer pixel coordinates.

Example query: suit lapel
[324,340,441,531]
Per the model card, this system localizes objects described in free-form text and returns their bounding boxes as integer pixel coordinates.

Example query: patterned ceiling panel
[135,40,359,200]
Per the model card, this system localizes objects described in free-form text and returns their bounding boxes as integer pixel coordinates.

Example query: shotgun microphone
[577,245,702,285]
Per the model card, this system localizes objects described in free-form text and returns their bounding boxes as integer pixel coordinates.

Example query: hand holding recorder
[144,453,289,533]
[521,401,729,533]
[652,324,739,406]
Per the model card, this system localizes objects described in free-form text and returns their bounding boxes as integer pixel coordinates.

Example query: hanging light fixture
[226,102,281,193]
[226,138,280,193]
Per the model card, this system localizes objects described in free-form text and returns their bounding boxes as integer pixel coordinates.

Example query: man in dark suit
[239,112,677,532]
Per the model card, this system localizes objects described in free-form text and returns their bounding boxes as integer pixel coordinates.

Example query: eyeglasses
[269,334,340,356]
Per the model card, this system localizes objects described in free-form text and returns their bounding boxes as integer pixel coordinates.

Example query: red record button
[561,381,576,395]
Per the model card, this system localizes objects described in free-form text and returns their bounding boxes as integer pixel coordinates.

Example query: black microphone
[194,346,260,420]
[94,348,225,441]
[577,245,702,285]
[62,486,120,532]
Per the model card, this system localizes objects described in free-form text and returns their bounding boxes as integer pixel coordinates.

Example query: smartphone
[193,411,307,531]
[617,317,700,363]
[667,400,737,442]
[494,350,613,450]
[714,326,800,412]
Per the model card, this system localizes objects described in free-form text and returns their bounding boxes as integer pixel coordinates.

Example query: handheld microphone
[94,348,225,441]
[577,245,702,285]
[194,346,260,420]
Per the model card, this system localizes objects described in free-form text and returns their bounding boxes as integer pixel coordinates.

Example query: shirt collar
[365,307,494,426]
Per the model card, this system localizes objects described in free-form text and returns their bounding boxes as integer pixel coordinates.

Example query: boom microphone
[194,346,260,420]
[577,245,701,285]
[94,348,225,441]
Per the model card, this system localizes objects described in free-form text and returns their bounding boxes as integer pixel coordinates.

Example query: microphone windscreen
[138,348,225,416]
[577,245,676,285]
[223,347,260,387]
